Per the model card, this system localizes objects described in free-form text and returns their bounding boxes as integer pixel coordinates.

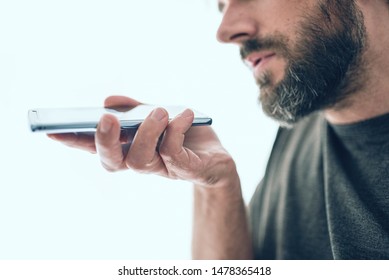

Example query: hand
[48,96,237,187]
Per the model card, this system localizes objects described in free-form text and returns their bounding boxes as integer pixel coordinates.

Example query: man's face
[217,0,366,126]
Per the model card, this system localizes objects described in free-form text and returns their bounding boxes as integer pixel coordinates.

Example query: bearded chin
[259,59,342,128]
[256,0,367,128]
[259,27,366,127]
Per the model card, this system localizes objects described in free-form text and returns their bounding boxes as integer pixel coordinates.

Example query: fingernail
[100,117,112,133]
[151,108,166,121]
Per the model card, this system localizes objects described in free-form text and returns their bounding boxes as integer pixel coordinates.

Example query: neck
[324,0,389,125]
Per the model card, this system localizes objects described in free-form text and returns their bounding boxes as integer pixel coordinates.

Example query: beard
[240,0,367,127]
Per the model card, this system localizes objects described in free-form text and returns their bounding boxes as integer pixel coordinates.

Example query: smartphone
[28,105,212,133]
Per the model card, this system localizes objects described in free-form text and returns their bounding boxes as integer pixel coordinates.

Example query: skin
[49,0,389,259]
[49,96,252,259]
[217,0,389,125]
[324,0,389,124]
[236,1,368,126]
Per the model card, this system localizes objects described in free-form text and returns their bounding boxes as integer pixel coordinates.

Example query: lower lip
[254,54,276,76]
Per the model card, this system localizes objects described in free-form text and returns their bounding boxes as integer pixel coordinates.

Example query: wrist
[198,155,240,188]
[194,157,243,206]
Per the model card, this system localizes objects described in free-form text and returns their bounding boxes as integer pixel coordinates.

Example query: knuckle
[126,154,161,174]
[160,145,183,160]
[161,153,187,171]
[165,158,183,169]
[126,158,147,172]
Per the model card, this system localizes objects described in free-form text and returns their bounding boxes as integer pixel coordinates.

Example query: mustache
[240,37,288,60]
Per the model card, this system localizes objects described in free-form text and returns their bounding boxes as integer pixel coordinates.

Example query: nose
[216,3,258,44]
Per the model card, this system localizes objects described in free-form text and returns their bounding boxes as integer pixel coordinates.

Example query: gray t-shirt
[249,112,389,259]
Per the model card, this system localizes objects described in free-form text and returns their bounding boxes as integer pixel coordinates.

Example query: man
[49,0,389,259]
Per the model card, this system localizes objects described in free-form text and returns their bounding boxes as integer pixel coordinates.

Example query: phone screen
[28,105,212,133]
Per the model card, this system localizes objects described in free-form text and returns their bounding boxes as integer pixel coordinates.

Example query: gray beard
[255,1,367,127]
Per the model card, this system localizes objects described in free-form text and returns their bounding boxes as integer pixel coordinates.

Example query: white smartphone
[28,105,212,133]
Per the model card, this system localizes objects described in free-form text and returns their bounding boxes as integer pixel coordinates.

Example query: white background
[0,0,277,259]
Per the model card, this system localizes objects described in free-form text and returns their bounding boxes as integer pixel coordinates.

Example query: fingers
[47,133,97,153]
[126,108,169,173]
[159,109,194,156]
[96,107,197,177]
[159,109,202,175]
[104,95,141,109]
[95,114,127,171]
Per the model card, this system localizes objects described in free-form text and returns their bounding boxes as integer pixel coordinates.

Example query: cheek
[260,0,308,34]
